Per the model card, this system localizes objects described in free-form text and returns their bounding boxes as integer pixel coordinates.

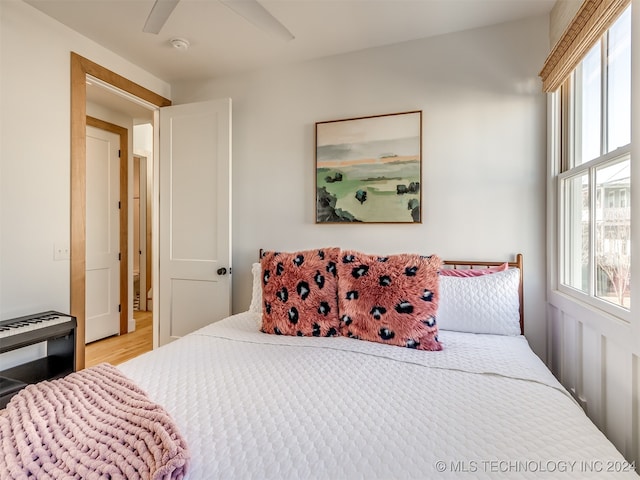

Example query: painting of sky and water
[316,111,422,223]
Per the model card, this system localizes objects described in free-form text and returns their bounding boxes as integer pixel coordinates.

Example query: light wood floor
[85,310,153,368]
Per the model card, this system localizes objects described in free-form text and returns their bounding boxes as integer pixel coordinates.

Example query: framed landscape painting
[315,110,422,223]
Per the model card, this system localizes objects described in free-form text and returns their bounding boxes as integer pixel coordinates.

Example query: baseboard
[128,319,136,333]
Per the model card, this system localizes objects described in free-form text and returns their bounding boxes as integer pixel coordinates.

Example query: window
[558,6,631,313]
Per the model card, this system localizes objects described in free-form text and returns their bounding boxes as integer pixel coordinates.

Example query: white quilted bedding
[119,312,638,479]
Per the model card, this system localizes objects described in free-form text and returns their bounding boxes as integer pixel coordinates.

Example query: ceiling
[26,0,555,84]
[86,81,155,122]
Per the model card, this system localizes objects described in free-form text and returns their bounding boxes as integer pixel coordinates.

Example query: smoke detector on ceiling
[170,37,190,51]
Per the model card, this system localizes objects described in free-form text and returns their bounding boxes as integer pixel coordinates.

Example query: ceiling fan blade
[143,0,180,34]
[221,0,294,41]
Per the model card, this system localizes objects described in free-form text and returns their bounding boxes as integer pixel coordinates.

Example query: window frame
[555,8,632,322]
[557,147,631,320]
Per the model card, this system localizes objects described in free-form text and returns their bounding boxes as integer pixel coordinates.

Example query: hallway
[85,310,152,367]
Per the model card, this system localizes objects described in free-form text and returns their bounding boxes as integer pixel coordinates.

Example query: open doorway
[133,142,153,314]
[70,53,171,369]
[83,80,155,359]
[132,124,154,316]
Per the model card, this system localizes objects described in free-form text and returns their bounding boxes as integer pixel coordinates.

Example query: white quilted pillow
[437,268,521,336]
[248,262,262,314]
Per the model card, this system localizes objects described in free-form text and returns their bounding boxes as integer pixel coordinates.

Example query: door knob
[217,267,228,275]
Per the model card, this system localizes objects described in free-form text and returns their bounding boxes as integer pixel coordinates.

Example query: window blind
[539,0,631,92]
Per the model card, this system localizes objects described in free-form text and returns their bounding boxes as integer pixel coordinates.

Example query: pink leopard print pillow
[337,250,442,351]
[260,248,341,337]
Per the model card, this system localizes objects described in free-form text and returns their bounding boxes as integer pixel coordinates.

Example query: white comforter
[119,312,638,479]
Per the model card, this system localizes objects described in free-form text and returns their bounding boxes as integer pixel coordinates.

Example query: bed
[2,250,638,479]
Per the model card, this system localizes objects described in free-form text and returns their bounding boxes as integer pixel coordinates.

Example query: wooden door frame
[86,116,128,336]
[71,52,171,370]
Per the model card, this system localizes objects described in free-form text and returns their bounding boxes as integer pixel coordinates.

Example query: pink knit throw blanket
[0,363,189,479]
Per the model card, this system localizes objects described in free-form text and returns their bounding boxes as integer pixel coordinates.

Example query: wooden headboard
[258,250,525,335]
[441,254,524,335]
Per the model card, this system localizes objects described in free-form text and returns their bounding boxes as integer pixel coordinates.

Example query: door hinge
[118,252,121,261]
[118,304,121,313]
[118,150,121,158]
[118,201,121,209]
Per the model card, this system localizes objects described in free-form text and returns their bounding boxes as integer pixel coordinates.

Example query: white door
[159,99,232,345]
[86,126,121,343]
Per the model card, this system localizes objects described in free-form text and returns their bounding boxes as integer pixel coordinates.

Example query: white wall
[173,16,550,359]
[0,2,170,322]
[549,0,582,46]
